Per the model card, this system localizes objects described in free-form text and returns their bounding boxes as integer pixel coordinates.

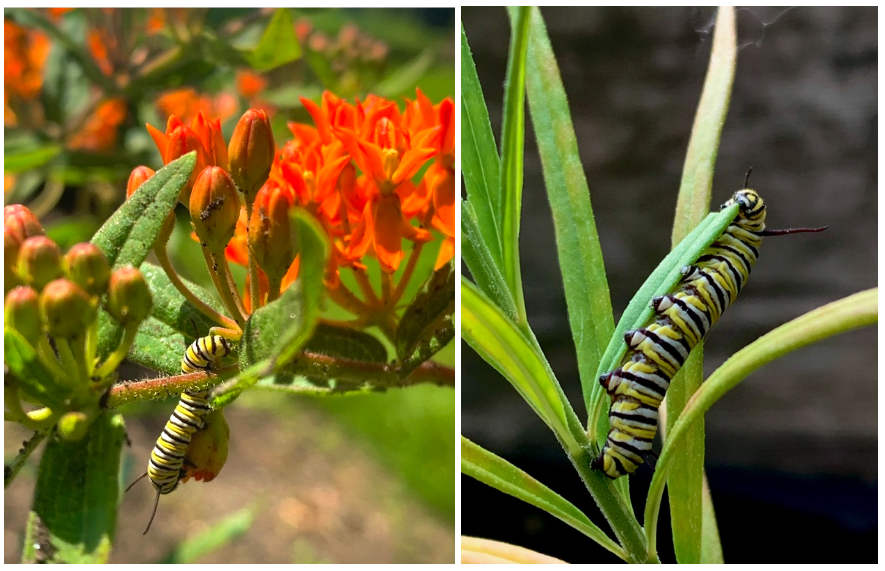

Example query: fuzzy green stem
[36,335,69,385]
[200,246,245,326]
[93,324,139,379]
[4,429,50,488]
[55,337,83,386]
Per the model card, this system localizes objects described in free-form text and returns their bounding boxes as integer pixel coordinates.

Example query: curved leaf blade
[461,199,517,321]
[523,5,615,418]
[461,436,626,561]
[396,259,455,377]
[644,288,878,558]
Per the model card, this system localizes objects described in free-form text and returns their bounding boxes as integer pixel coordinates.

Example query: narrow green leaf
[22,412,126,563]
[587,208,737,442]
[700,473,724,563]
[461,436,626,562]
[306,323,389,364]
[523,5,615,417]
[461,199,517,321]
[41,11,90,124]
[461,278,580,453]
[138,262,225,335]
[396,259,455,377]
[158,503,259,563]
[91,152,196,269]
[3,143,62,173]
[667,8,736,563]
[375,49,435,98]
[245,8,301,71]
[4,328,70,411]
[645,288,878,558]
[460,23,503,267]
[498,7,531,322]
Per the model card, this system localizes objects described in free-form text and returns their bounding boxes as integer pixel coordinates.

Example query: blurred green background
[4,7,454,563]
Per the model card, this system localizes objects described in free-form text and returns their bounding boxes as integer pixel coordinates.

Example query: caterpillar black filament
[593,188,824,478]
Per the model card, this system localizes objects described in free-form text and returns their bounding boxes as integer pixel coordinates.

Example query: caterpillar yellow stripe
[593,188,823,478]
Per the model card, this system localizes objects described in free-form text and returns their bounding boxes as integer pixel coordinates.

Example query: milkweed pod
[182,409,230,484]
[64,243,110,297]
[40,279,95,339]
[17,236,63,290]
[107,266,152,326]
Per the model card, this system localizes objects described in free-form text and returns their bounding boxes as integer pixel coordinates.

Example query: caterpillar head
[723,189,766,221]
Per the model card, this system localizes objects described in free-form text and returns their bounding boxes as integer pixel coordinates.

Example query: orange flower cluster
[142,90,454,321]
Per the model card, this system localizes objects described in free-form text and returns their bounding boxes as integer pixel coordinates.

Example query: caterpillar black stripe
[126,335,232,533]
[592,187,825,478]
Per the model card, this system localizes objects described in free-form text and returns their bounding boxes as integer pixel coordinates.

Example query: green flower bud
[5,286,42,346]
[18,236,63,290]
[40,279,96,339]
[228,108,275,202]
[64,243,111,297]
[190,166,241,253]
[5,205,45,293]
[107,266,152,326]
[58,411,90,441]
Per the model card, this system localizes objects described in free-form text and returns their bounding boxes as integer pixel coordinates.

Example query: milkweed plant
[460,7,876,564]
[4,8,454,564]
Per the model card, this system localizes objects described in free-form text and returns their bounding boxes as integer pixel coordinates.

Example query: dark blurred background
[461,7,876,563]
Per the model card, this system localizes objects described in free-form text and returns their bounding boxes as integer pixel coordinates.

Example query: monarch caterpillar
[593,185,825,479]
[126,334,233,534]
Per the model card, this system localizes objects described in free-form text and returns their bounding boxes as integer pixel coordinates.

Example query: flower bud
[64,243,111,296]
[228,108,275,201]
[5,286,42,345]
[5,205,44,292]
[182,409,229,483]
[126,166,155,199]
[190,111,229,171]
[249,181,294,284]
[190,166,241,252]
[40,279,96,339]
[106,266,152,326]
[17,236,63,290]
[166,126,209,202]
[58,411,90,441]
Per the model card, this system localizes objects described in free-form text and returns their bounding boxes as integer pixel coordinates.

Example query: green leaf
[158,503,259,563]
[461,436,626,562]
[91,152,196,269]
[666,8,736,563]
[41,11,90,124]
[498,7,531,322]
[3,142,62,174]
[306,323,388,364]
[127,317,187,376]
[395,259,455,377]
[375,49,435,98]
[461,199,517,321]
[460,23,503,268]
[523,5,615,418]
[138,262,226,336]
[4,328,70,411]
[461,277,580,454]
[644,288,878,559]
[238,209,329,372]
[22,412,126,563]
[244,8,301,71]
[586,208,737,443]
[700,473,724,563]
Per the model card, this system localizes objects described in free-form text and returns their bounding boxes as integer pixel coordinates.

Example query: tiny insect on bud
[106,266,153,326]
[126,166,156,199]
[5,286,42,346]
[249,181,295,285]
[190,166,241,253]
[40,279,96,339]
[228,108,275,202]
[17,236,63,290]
[181,409,230,484]
[58,411,91,441]
[64,243,111,297]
